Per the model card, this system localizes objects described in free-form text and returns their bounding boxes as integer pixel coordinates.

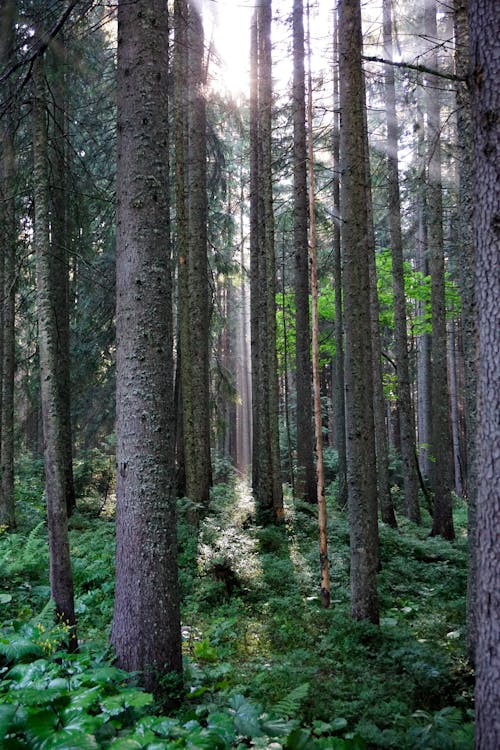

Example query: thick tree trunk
[0,0,16,530]
[383,0,420,524]
[425,1,455,540]
[250,1,283,523]
[33,54,76,648]
[453,0,478,663]
[339,0,379,624]
[112,0,182,691]
[468,1,500,745]
[293,0,316,504]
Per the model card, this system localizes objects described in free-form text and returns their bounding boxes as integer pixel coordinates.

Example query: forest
[0,0,498,748]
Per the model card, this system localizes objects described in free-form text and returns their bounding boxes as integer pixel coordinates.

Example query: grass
[0,465,474,749]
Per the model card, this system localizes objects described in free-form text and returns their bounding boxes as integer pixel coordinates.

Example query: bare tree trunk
[293,0,316,504]
[468,1,500,744]
[111,0,182,691]
[383,0,420,524]
[331,6,348,509]
[306,4,330,607]
[425,1,455,540]
[453,0,478,663]
[339,0,379,624]
[33,53,76,649]
[0,0,16,530]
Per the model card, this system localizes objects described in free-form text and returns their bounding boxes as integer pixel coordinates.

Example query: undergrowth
[0,461,474,749]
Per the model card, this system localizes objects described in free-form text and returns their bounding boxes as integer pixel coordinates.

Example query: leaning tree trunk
[111,0,182,692]
[339,0,379,624]
[293,0,316,504]
[0,0,16,530]
[425,0,455,540]
[468,1,500,745]
[33,53,76,649]
[383,0,420,524]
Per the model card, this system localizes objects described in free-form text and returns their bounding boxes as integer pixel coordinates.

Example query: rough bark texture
[33,54,76,647]
[0,0,16,530]
[112,0,182,691]
[185,0,211,508]
[468,0,500,744]
[339,0,379,624]
[383,0,420,524]
[453,0,478,662]
[250,1,283,523]
[49,35,75,517]
[331,8,348,509]
[293,0,316,504]
[425,1,455,540]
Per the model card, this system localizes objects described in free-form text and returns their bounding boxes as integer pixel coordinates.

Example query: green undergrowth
[0,464,474,749]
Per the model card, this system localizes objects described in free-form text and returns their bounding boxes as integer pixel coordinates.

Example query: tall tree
[0,0,16,530]
[33,51,76,647]
[339,0,379,623]
[383,0,420,523]
[468,0,499,744]
[249,0,283,523]
[425,0,455,540]
[293,0,316,504]
[111,0,182,691]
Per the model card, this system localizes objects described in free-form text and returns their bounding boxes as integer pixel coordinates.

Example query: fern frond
[271,682,310,718]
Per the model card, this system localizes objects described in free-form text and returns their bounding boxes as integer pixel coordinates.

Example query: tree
[249,0,283,523]
[383,0,420,524]
[33,50,76,647]
[111,0,182,691]
[293,0,316,504]
[0,0,16,530]
[339,0,379,623]
[425,0,455,540]
[468,0,499,744]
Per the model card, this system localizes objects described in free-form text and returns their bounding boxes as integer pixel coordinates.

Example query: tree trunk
[0,0,16,530]
[49,29,75,517]
[293,0,316,505]
[112,0,182,691]
[468,1,500,744]
[425,1,455,540]
[331,5,348,510]
[383,0,420,524]
[33,53,76,649]
[339,0,379,624]
[453,0,478,663]
[249,1,283,523]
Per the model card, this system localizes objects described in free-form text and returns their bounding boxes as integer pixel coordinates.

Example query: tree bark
[425,1,455,540]
[383,0,420,524]
[293,0,316,505]
[112,0,182,691]
[0,0,16,530]
[33,53,76,648]
[468,1,500,744]
[339,0,379,624]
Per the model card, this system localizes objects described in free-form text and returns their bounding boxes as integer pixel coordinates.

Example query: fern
[271,682,310,718]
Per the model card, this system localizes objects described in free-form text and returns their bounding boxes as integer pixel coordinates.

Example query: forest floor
[0,459,474,749]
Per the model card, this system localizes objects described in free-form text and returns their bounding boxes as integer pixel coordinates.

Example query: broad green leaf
[0,704,16,740]
[228,694,262,738]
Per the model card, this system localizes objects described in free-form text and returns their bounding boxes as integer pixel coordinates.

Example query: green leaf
[0,594,13,604]
[285,727,315,750]
[38,730,99,750]
[207,711,236,745]
[0,704,16,740]
[228,694,262,738]
[106,739,143,750]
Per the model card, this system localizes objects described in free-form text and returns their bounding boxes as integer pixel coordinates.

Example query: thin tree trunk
[0,0,16,530]
[468,0,500,743]
[33,53,76,649]
[293,0,316,504]
[306,6,330,607]
[111,0,182,691]
[383,0,420,524]
[331,5,348,510]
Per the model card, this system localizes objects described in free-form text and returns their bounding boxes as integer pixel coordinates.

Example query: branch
[362,54,464,83]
